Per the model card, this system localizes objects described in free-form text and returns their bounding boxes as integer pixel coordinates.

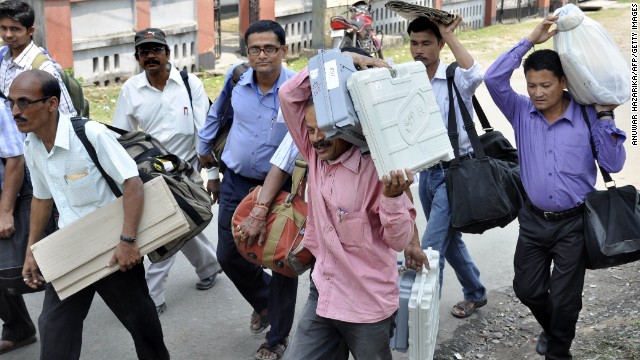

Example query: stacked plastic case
[347,62,454,179]
[408,249,441,360]
[308,49,368,150]
[390,249,441,358]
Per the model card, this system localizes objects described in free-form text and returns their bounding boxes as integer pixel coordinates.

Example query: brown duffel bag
[231,157,313,278]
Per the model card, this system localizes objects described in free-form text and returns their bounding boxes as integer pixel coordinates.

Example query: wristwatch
[596,110,614,119]
[120,235,136,243]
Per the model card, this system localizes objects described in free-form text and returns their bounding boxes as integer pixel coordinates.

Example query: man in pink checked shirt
[279,53,416,360]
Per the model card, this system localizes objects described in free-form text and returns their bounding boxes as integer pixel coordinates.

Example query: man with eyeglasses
[113,28,223,315]
[197,19,296,360]
[0,1,75,116]
[0,1,75,354]
[13,69,170,360]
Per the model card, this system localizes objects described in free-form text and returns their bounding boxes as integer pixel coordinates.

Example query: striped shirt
[0,42,76,116]
[269,132,299,175]
[0,101,25,189]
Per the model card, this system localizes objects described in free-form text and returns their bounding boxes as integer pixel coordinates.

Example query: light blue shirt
[198,64,296,180]
[0,102,25,189]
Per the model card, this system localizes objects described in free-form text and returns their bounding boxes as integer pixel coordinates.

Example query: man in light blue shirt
[197,20,296,360]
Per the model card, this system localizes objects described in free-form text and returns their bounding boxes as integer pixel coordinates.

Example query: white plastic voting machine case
[408,248,441,360]
[308,49,368,150]
[390,248,441,358]
[347,61,454,179]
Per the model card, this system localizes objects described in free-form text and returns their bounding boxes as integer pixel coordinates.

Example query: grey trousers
[284,280,395,360]
[146,231,221,306]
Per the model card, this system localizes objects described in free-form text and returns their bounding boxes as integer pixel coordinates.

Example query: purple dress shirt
[484,38,627,212]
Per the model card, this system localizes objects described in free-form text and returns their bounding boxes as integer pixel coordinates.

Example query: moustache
[14,116,26,123]
[414,56,427,61]
[144,59,161,66]
[313,139,333,149]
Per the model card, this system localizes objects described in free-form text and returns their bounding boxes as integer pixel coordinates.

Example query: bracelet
[206,167,220,180]
[249,213,267,221]
[596,110,614,119]
[254,203,269,212]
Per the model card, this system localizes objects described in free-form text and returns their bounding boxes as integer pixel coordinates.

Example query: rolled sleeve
[379,193,416,252]
[592,119,627,173]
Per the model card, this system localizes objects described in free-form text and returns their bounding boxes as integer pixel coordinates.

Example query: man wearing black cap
[113,28,222,315]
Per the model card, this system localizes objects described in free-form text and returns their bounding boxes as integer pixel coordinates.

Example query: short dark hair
[0,1,34,29]
[523,49,565,80]
[36,71,61,102]
[244,20,286,46]
[407,17,441,41]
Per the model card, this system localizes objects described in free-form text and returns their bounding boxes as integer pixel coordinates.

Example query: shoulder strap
[579,105,614,185]
[69,117,122,197]
[219,62,251,130]
[446,62,486,163]
[291,153,308,197]
[180,70,193,107]
[32,53,49,70]
[472,96,493,131]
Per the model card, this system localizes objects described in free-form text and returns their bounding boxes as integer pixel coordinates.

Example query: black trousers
[38,263,169,360]
[513,204,586,360]
[0,293,35,342]
[216,169,297,348]
[0,195,35,343]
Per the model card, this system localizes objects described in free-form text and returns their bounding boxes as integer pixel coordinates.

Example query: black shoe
[536,331,547,356]
[156,302,166,315]
[196,270,221,290]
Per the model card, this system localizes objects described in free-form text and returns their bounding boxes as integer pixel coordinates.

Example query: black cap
[134,28,167,47]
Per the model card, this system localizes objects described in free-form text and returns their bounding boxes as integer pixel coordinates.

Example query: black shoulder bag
[444,63,524,234]
[580,106,640,269]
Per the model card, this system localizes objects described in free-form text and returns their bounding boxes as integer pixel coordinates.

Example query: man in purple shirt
[484,16,627,360]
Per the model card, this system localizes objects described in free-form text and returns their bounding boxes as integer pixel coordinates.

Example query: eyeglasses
[136,47,166,57]
[247,46,281,56]
[8,96,52,111]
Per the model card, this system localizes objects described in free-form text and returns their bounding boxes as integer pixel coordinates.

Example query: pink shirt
[279,68,416,323]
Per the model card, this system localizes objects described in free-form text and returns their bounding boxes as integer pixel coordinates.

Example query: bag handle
[445,62,486,164]
[472,96,493,131]
[579,105,615,186]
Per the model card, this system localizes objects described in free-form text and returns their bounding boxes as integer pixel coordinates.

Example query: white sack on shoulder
[553,3,630,105]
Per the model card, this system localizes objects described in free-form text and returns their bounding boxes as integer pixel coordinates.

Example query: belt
[528,202,585,222]
[427,152,475,171]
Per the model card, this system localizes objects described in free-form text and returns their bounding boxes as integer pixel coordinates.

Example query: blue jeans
[418,168,486,303]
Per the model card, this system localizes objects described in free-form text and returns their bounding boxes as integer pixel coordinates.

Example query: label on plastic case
[324,60,339,90]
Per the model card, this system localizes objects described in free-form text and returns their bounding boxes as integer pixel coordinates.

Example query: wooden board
[31,176,191,300]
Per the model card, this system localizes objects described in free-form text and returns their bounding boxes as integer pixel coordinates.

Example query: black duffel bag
[579,106,640,269]
[444,63,524,234]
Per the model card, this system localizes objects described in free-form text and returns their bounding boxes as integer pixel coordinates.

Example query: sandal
[250,310,269,334]
[451,298,488,319]
[255,340,287,360]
